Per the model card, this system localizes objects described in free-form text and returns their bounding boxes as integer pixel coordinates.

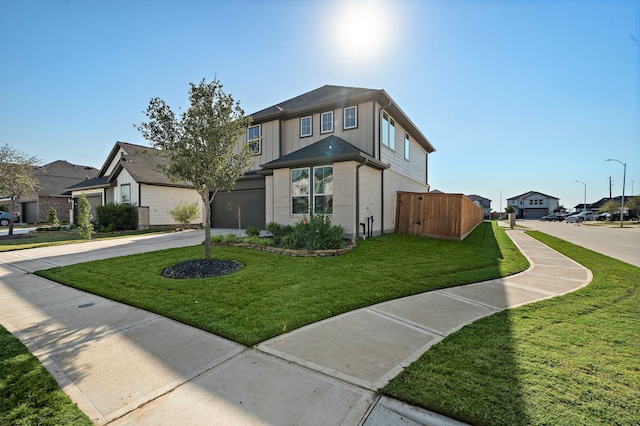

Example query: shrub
[47,208,60,225]
[77,194,94,240]
[96,203,137,231]
[168,201,199,229]
[245,226,260,238]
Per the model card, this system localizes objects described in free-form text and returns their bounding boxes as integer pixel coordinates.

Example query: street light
[606,158,626,228]
[574,180,586,214]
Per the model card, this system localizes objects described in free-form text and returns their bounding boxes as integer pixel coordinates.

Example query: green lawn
[36,222,527,346]
[383,231,639,426]
[0,228,173,252]
[0,326,92,425]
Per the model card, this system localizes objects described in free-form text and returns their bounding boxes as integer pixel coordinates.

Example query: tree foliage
[168,201,200,229]
[47,208,60,225]
[77,194,94,240]
[597,200,620,214]
[138,77,255,260]
[0,144,40,235]
[625,195,640,212]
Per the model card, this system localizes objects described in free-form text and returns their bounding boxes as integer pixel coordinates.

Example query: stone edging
[213,242,355,257]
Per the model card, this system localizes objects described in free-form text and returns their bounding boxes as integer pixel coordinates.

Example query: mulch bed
[162,259,243,279]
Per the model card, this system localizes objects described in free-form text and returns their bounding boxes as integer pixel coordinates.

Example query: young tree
[77,193,95,239]
[168,201,200,229]
[0,145,40,236]
[47,208,60,225]
[597,200,620,215]
[138,77,255,261]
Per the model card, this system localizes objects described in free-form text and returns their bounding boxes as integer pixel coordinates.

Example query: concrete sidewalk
[0,229,592,425]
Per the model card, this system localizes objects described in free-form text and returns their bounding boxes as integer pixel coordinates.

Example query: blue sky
[1,0,638,211]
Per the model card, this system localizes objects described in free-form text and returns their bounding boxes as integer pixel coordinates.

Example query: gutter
[355,158,369,242]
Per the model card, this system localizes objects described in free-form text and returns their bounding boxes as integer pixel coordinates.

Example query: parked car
[566,211,595,223]
[0,211,20,226]
[555,212,571,222]
[540,214,560,221]
[607,211,639,221]
[595,212,609,221]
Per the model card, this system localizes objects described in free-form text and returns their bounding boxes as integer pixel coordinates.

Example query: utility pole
[609,176,613,199]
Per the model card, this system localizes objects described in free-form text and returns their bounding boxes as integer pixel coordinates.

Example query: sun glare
[330,0,395,64]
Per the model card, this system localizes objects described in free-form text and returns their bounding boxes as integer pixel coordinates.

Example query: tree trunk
[203,193,212,261]
[8,197,16,236]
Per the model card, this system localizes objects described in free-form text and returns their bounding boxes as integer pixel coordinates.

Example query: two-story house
[212,85,436,238]
[507,191,560,219]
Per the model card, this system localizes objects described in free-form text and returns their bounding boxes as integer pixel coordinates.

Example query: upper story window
[381,111,395,150]
[248,125,261,154]
[121,184,131,204]
[404,133,410,160]
[321,111,334,133]
[344,106,357,129]
[300,116,312,137]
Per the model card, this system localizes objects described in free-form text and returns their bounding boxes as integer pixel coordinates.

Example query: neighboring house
[576,196,625,213]
[466,194,492,218]
[68,142,203,228]
[15,160,98,223]
[506,191,559,219]
[225,84,436,238]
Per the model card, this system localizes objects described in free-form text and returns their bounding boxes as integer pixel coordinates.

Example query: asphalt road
[519,219,640,268]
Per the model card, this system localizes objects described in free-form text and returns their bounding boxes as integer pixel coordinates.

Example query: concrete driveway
[520,219,640,268]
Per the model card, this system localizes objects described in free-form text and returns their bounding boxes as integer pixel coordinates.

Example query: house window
[321,111,333,133]
[300,116,312,137]
[291,166,333,214]
[313,166,333,214]
[529,200,533,205]
[291,168,310,214]
[404,133,410,160]
[344,106,357,129]
[381,111,395,150]
[248,125,261,154]
[121,184,131,204]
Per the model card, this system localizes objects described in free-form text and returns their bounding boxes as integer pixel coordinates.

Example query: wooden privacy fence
[395,192,484,240]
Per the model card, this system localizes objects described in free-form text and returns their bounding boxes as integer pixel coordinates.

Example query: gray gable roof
[251,85,379,121]
[507,190,559,201]
[36,160,98,196]
[70,141,193,191]
[250,85,436,154]
[261,135,388,171]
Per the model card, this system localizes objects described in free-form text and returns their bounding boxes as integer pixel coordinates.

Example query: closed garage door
[211,189,266,229]
[73,195,102,224]
[524,208,548,219]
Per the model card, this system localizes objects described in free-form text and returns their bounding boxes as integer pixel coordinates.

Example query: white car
[566,211,594,223]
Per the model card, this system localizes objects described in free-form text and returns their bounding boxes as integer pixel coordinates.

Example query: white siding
[115,168,138,205]
[141,185,203,226]
[104,147,127,176]
[380,111,428,187]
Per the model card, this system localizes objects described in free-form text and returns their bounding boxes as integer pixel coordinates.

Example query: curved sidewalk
[0,229,592,425]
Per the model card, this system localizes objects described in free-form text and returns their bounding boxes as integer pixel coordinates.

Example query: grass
[0,326,92,425]
[36,222,528,346]
[383,231,639,426]
[0,228,173,252]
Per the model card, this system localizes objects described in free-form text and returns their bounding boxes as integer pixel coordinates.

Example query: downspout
[355,158,369,242]
[378,98,392,236]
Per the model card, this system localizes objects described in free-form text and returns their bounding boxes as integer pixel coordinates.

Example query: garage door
[211,189,266,229]
[73,195,102,224]
[524,208,548,219]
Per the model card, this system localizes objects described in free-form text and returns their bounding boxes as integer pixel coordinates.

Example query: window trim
[300,116,312,138]
[248,124,262,155]
[321,111,334,134]
[291,165,334,215]
[121,184,131,205]
[404,132,410,161]
[343,106,358,129]
[381,110,395,150]
[291,167,310,215]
